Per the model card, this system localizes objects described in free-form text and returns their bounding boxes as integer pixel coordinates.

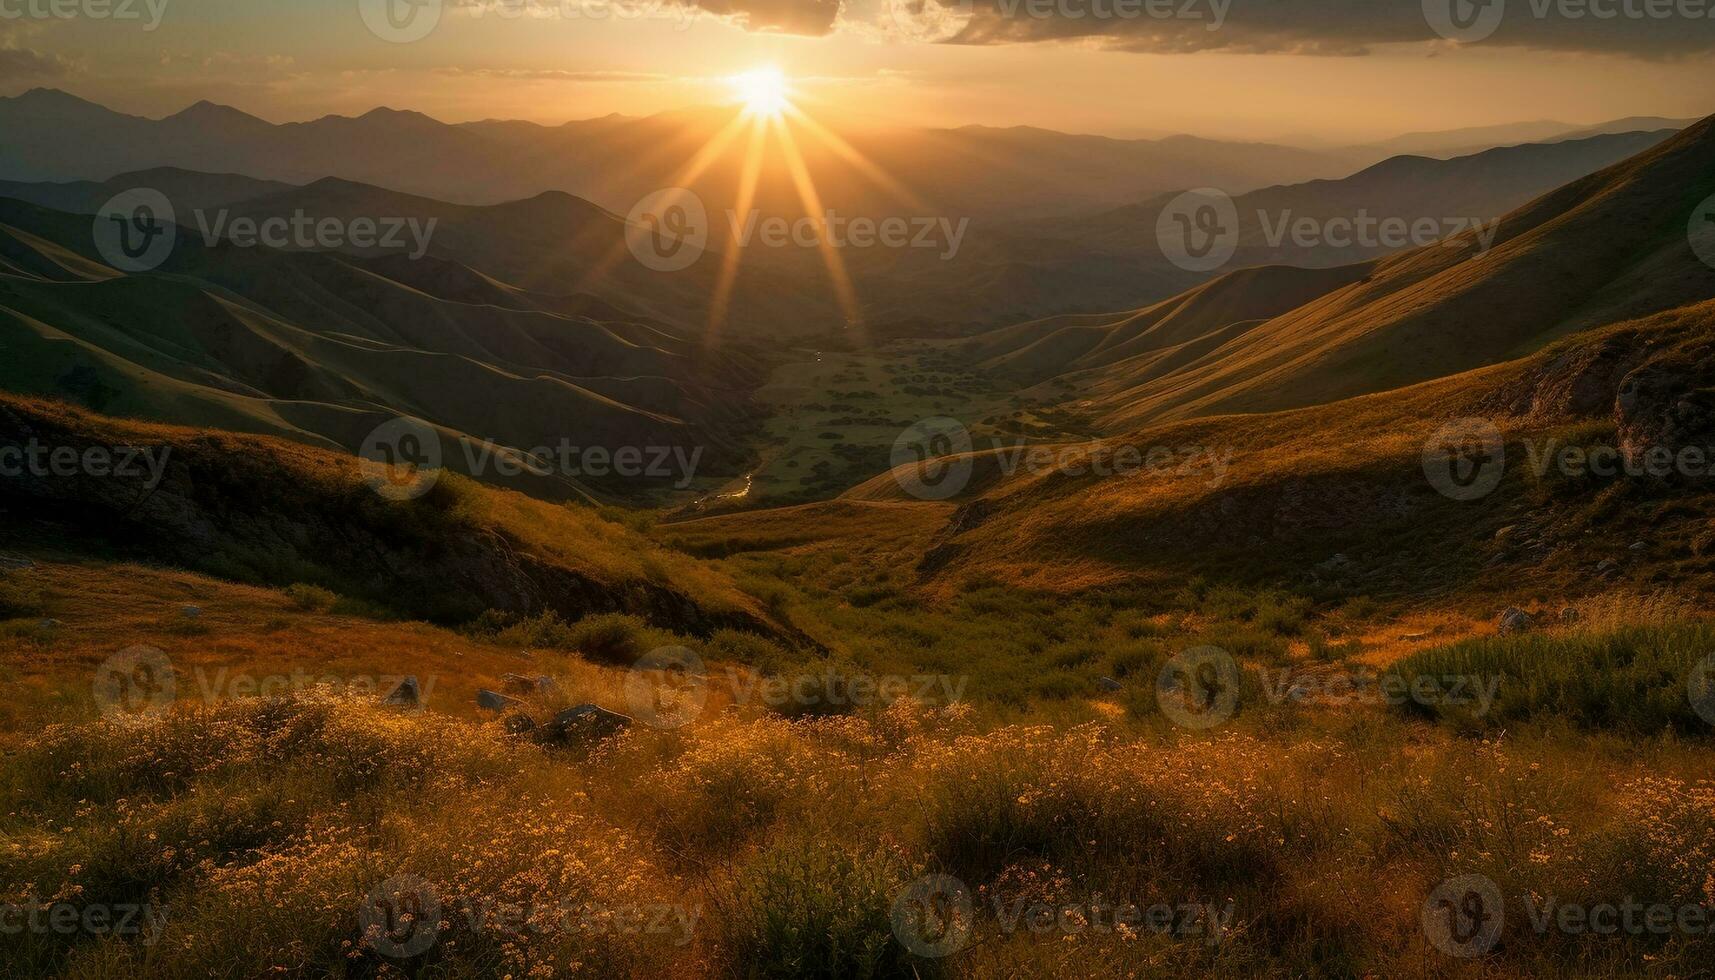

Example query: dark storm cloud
[879,0,1715,56]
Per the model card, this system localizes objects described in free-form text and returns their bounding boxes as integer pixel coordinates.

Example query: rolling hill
[0,193,770,500]
[974,114,1715,431]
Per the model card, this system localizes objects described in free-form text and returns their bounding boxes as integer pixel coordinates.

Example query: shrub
[720,839,929,979]
[0,571,45,620]
[284,583,337,612]
[1386,621,1715,734]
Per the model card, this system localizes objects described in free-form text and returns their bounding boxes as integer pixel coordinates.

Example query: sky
[2,0,1713,142]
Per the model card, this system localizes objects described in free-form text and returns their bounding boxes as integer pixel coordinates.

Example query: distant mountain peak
[165,99,268,128]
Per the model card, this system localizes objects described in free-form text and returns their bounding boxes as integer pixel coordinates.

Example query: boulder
[548,704,632,744]
[477,689,522,712]
[181,605,202,619]
[1097,677,1124,693]
[0,556,35,573]
[382,676,421,707]
[503,713,537,736]
[1497,608,1531,636]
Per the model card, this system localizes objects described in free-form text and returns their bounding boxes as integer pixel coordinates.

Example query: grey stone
[0,556,35,573]
[1097,677,1124,693]
[477,689,522,712]
[181,605,202,619]
[503,673,556,696]
[1497,608,1531,636]
[549,704,632,743]
[383,676,421,707]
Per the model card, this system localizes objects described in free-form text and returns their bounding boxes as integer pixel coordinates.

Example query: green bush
[283,583,337,612]
[721,839,930,979]
[0,572,45,620]
[1386,621,1715,734]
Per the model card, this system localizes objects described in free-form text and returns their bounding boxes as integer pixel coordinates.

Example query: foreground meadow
[2,561,1713,978]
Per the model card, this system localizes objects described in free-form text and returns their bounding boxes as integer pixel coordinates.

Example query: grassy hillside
[0,395,792,639]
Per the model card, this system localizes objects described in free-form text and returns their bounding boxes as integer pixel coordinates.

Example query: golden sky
[4,0,1712,142]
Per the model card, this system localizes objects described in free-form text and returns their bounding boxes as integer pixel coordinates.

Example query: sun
[731,67,791,117]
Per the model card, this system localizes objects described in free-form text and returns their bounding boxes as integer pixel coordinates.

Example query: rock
[0,556,35,573]
[181,605,202,619]
[38,618,60,630]
[1287,686,1311,703]
[548,704,632,744]
[1629,541,1648,552]
[382,676,421,707]
[1559,607,1580,626]
[1596,559,1618,573]
[1494,526,1518,542]
[503,673,557,696]
[1497,608,1532,636]
[503,714,537,736]
[1097,677,1124,693]
[477,689,522,712]
[1401,631,1431,642]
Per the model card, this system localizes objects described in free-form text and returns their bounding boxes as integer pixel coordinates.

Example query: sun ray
[706,116,771,340]
[784,105,928,213]
[771,115,865,338]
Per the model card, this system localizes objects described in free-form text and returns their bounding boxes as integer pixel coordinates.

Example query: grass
[1387,618,1715,734]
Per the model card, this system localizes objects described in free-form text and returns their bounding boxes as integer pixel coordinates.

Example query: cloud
[0,24,73,79]
[860,0,1715,57]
